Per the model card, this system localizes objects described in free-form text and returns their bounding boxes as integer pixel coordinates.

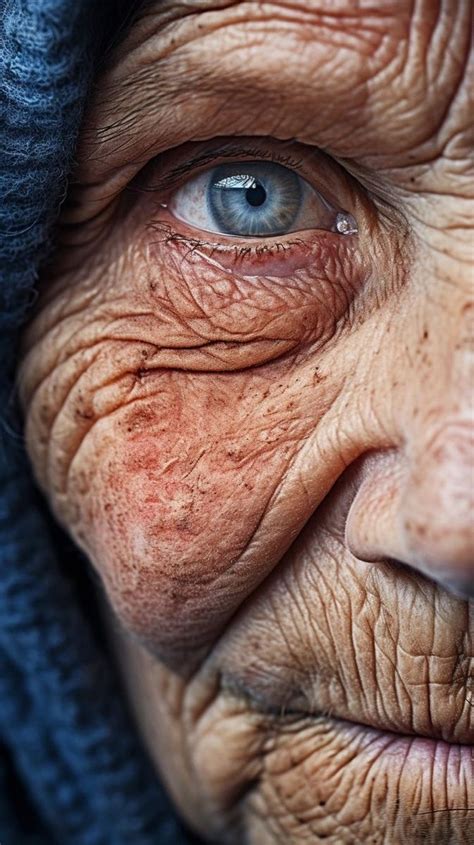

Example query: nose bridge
[404,262,473,446]
[414,297,474,470]
[404,416,473,526]
[399,296,474,592]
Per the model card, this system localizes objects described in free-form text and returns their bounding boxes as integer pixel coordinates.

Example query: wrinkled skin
[18,1,473,843]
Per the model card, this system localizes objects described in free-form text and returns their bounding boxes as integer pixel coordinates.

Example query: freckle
[75,408,94,421]
[406,519,427,538]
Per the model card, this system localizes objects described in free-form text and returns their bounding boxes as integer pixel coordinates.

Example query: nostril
[400,510,474,597]
[442,576,474,601]
[382,556,474,601]
[381,557,474,601]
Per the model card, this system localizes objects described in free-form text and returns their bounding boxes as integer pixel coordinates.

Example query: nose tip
[345,441,474,601]
[399,420,474,598]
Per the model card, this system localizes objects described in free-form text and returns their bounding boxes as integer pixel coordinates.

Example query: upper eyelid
[136,143,306,194]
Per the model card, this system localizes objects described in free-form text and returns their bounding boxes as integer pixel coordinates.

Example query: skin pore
[18,1,473,843]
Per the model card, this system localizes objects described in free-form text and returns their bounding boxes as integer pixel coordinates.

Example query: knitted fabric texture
[0,2,197,843]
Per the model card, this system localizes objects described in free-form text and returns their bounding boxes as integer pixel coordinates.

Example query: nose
[345,428,474,600]
[345,299,474,601]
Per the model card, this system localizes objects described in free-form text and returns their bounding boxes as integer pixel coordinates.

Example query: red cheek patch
[80,375,309,663]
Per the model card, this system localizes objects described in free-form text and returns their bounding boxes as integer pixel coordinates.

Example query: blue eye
[168,160,357,239]
[208,162,302,236]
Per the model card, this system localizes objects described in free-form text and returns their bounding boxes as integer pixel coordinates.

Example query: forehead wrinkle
[72,0,471,214]
[77,1,397,173]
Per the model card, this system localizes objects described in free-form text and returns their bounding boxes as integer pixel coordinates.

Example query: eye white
[168,161,358,238]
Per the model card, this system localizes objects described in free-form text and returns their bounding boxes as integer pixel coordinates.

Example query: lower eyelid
[146,212,361,281]
[148,203,359,278]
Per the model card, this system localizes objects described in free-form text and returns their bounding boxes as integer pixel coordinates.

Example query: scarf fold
[0,2,196,842]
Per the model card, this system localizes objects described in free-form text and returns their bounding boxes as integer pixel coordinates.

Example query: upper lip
[224,673,474,746]
[324,713,474,751]
[310,704,473,746]
[242,653,474,746]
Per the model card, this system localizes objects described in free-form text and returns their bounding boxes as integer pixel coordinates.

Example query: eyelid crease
[134,142,305,194]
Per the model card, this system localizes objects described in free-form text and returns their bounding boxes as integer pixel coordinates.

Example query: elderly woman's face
[19,1,473,842]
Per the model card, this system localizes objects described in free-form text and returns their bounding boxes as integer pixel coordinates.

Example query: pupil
[246,180,266,208]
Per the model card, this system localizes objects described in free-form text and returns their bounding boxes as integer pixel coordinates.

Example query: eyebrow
[75,0,382,198]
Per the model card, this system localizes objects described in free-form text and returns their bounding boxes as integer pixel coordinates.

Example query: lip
[311,698,474,748]
[328,712,474,765]
[220,630,474,746]
[326,714,474,806]
[232,694,474,823]
[223,670,474,748]
[219,638,473,754]
[260,706,474,789]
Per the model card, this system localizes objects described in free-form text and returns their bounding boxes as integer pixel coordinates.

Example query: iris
[208,162,302,237]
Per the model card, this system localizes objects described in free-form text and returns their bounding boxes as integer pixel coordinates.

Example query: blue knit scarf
[0,2,199,842]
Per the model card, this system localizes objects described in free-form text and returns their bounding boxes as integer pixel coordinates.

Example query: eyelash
[147,219,308,262]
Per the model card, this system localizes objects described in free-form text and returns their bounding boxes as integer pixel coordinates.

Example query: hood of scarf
[0,2,199,842]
